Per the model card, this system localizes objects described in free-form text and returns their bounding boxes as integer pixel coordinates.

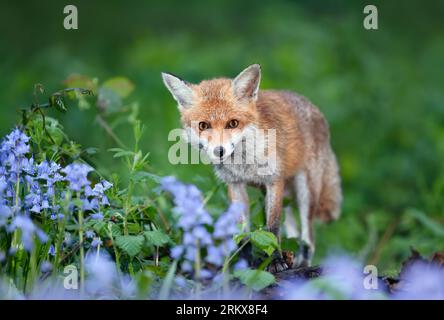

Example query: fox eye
[227,119,239,129]
[198,121,210,131]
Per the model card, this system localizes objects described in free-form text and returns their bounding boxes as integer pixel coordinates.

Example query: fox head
[162,64,261,162]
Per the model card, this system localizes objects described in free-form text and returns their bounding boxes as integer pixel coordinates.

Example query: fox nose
[213,146,225,158]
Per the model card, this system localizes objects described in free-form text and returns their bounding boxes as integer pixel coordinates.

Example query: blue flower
[234,259,248,271]
[48,244,56,256]
[90,212,104,220]
[62,163,93,192]
[171,245,184,259]
[206,246,224,266]
[85,230,95,239]
[91,237,103,248]
[162,176,241,281]
[0,204,12,226]
[40,261,53,273]
[7,215,48,251]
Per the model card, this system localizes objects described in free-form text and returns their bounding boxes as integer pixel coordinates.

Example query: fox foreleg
[228,183,250,232]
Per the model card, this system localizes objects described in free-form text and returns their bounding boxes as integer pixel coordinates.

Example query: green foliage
[115,235,145,257]
[234,269,275,292]
[144,230,171,247]
[236,230,280,257]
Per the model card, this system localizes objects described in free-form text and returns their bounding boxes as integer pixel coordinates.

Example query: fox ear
[161,72,196,110]
[233,64,261,102]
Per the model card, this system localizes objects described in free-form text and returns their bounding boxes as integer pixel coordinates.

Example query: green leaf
[63,74,97,91]
[110,223,122,237]
[144,230,171,247]
[127,223,142,234]
[115,235,144,257]
[250,230,279,256]
[102,77,135,98]
[281,237,299,252]
[131,171,161,183]
[234,269,275,291]
[109,148,134,158]
[97,87,123,114]
[85,147,98,155]
[158,260,177,300]
[234,232,248,245]
[407,209,444,237]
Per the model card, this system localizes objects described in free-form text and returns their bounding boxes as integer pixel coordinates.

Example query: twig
[95,114,128,149]
[369,217,401,265]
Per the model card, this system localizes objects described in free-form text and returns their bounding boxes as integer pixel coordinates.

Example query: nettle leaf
[127,223,142,234]
[144,230,171,247]
[111,223,122,237]
[234,269,275,291]
[115,235,144,257]
[102,77,135,98]
[250,230,279,256]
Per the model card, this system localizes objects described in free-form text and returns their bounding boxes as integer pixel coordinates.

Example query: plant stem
[222,239,250,274]
[77,192,85,294]
[194,240,201,299]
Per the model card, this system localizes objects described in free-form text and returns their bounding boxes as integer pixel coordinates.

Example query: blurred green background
[1,0,443,270]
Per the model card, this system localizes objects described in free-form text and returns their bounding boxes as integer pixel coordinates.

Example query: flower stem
[194,239,201,299]
[77,192,85,294]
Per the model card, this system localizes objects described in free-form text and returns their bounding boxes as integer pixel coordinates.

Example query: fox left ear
[233,64,261,102]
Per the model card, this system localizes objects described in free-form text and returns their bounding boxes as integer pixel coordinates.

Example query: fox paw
[267,255,289,274]
[292,243,313,268]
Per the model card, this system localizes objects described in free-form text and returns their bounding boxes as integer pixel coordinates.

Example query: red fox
[162,64,342,271]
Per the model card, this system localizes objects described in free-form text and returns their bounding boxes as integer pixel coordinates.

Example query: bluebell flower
[206,246,224,266]
[62,163,93,192]
[174,276,187,288]
[393,261,444,300]
[233,259,249,271]
[48,244,56,256]
[0,204,12,226]
[162,176,243,281]
[90,212,104,220]
[91,237,103,248]
[171,245,184,259]
[199,269,213,280]
[7,215,48,251]
[85,230,95,239]
[40,261,53,273]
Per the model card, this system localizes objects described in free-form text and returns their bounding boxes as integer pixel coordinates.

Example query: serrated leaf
[127,223,142,234]
[110,223,122,237]
[250,230,279,256]
[115,235,144,257]
[102,77,134,98]
[144,230,171,247]
[234,269,275,291]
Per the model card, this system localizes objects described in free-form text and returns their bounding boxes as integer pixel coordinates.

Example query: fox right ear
[161,72,195,110]
[233,64,261,102]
